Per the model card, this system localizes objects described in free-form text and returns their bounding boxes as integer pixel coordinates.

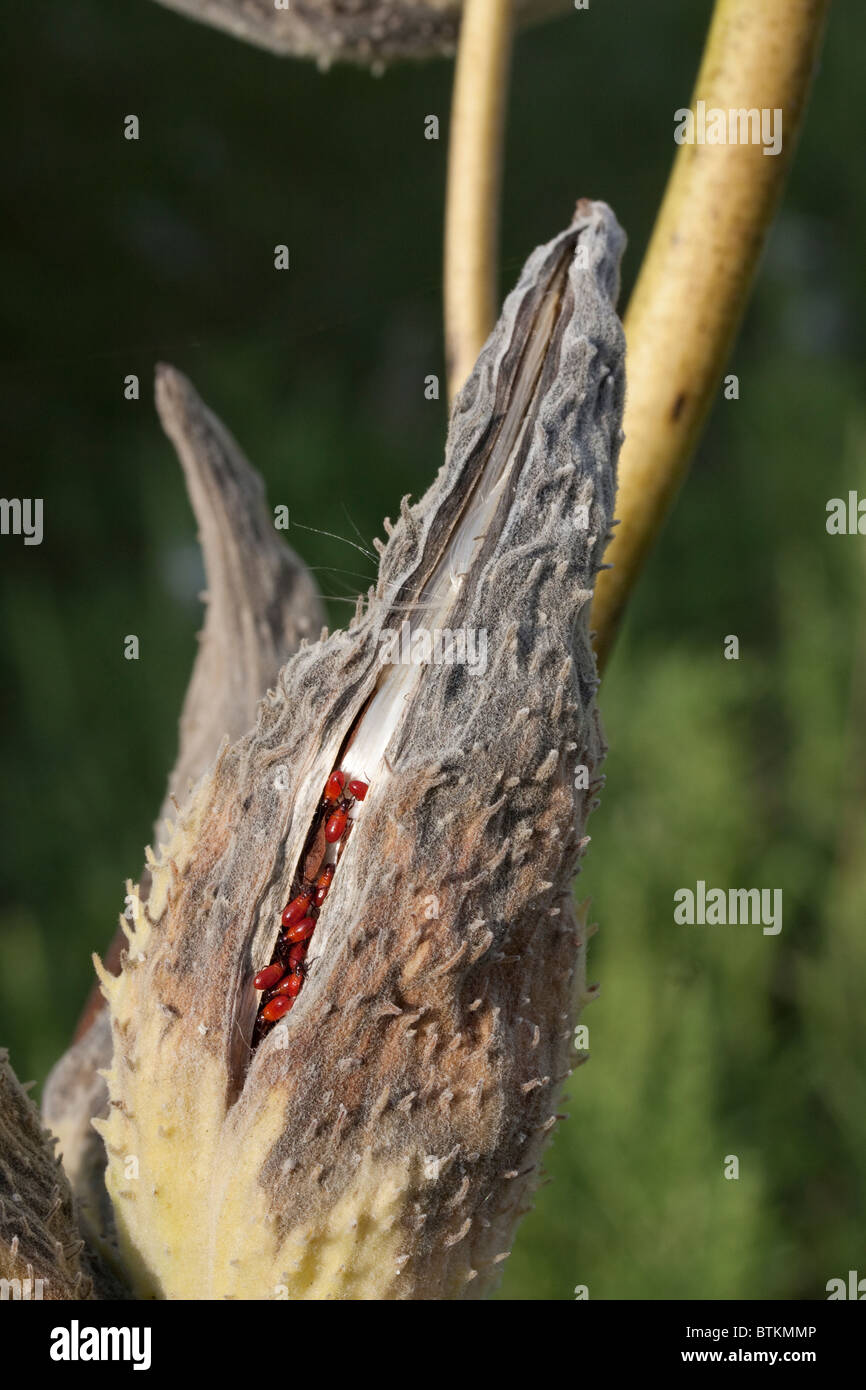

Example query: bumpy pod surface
[43,368,325,1263]
[96,200,626,1299]
[0,1051,96,1299]
[153,0,572,66]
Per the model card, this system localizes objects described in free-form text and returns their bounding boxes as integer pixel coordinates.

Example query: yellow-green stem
[591,0,831,669]
[444,0,514,401]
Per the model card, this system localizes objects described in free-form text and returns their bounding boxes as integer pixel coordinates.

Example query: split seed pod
[95,199,626,1299]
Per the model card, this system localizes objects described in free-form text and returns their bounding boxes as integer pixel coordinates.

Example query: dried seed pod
[154,365,327,824]
[42,368,325,1257]
[96,199,626,1299]
[152,0,573,67]
[39,1008,119,1268]
[0,1050,100,1299]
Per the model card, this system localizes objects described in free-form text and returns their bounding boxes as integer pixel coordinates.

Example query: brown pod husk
[42,371,326,1262]
[96,199,626,1299]
[0,1050,100,1299]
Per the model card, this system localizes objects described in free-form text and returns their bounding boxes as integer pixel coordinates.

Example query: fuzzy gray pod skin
[97,200,626,1299]
[43,370,325,1274]
[152,365,327,832]
[152,0,572,66]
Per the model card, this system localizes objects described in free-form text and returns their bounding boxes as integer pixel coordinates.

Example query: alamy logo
[674,101,783,156]
[826,1270,866,1299]
[0,497,43,545]
[826,492,866,534]
[378,620,487,676]
[50,1320,152,1371]
[674,880,783,935]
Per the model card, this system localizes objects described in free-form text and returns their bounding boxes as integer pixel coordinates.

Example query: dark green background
[2,0,863,1299]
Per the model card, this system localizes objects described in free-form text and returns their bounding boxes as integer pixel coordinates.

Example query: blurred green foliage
[1,0,863,1300]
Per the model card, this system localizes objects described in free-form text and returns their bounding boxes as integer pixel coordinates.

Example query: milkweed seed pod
[151,365,327,833]
[42,371,326,1262]
[153,0,572,66]
[95,198,626,1299]
[0,1050,98,1299]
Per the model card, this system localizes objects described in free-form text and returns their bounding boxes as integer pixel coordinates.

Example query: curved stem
[444,0,514,401]
[591,0,831,670]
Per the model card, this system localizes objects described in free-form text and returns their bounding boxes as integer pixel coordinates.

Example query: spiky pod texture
[0,1050,97,1299]
[96,200,626,1299]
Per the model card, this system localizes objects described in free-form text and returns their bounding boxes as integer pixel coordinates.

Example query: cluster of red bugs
[252,769,368,1034]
